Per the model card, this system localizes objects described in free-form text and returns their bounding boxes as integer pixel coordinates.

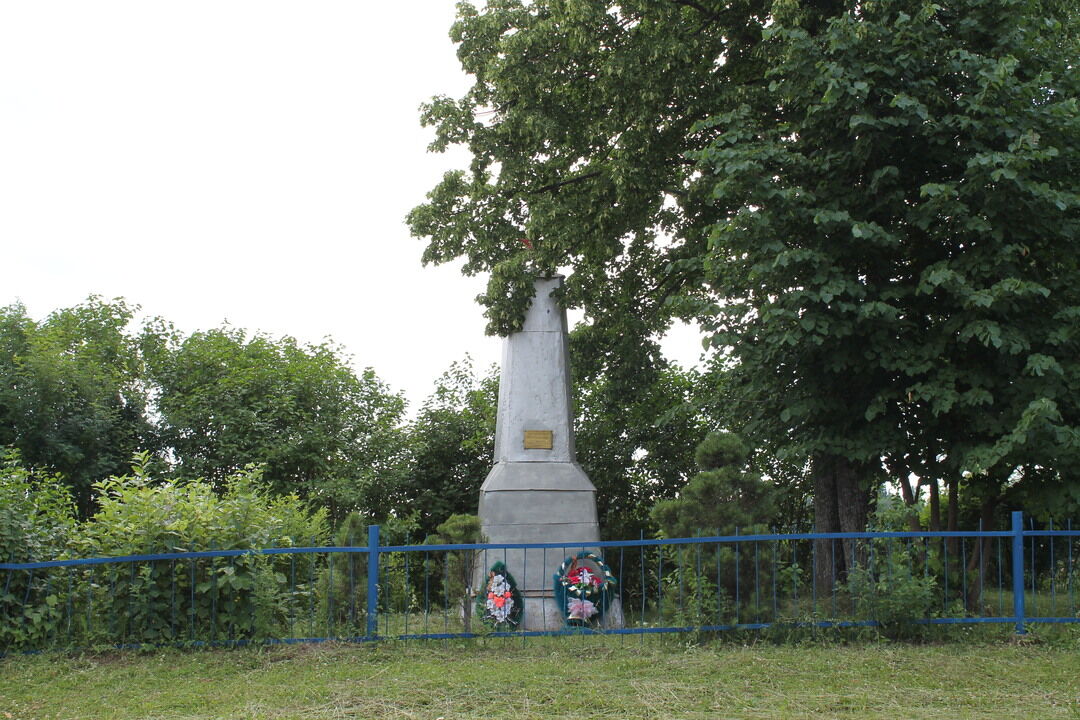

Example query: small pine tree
[651,432,776,538]
[426,514,485,633]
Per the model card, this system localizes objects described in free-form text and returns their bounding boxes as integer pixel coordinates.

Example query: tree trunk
[813,456,840,593]
[835,457,871,573]
[928,480,941,532]
[897,475,922,532]
[812,454,871,591]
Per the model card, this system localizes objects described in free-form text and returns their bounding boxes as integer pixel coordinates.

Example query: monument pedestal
[479,461,599,630]
[477,276,600,631]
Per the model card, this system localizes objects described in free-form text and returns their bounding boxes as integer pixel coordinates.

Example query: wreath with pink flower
[553,552,617,626]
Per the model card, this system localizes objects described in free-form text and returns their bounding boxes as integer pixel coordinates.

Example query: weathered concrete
[478,276,601,631]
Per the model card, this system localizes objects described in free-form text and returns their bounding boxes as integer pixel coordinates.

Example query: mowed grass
[2,634,1078,720]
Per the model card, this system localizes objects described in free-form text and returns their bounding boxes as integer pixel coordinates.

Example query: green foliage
[845,564,937,641]
[0,298,154,516]
[576,363,709,541]
[316,512,371,635]
[426,514,485,633]
[69,457,328,645]
[698,0,1080,507]
[0,299,409,525]
[0,448,75,563]
[842,503,938,639]
[655,550,732,630]
[651,432,777,539]
[141,323,407,525]
[397,358,497,537]
[373,513,423,618]
[410,0,1080,534]
[694,432,749,471]
[0,449,76,649]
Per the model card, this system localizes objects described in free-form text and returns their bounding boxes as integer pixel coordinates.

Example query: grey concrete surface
[477,276,604,631]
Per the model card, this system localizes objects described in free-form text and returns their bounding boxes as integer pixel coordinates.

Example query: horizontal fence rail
[2,511,1077,653]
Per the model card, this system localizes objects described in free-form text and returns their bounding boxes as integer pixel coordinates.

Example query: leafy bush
[844,554,936,639]
[0,448,76,650]
[657,560,732,629]
[70,456,327,645]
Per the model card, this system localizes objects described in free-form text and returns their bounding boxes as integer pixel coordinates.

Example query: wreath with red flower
[553,552,617,626]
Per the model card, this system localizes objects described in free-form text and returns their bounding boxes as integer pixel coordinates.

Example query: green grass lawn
[2,634,1078,719]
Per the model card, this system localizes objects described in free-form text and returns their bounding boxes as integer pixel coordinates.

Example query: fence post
[1011,511,1026,635]
[366,525,380,639]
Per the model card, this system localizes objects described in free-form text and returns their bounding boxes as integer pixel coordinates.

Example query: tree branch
[668,0,717,20]
[507,171,603,198]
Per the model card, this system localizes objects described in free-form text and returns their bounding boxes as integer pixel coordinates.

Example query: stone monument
[477,275,600,630]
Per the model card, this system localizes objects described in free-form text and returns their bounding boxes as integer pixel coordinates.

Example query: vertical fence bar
[170,560,177,641]
[639,532,645,642]
[349,534,357,631]
[43,573,53,647]
[618,544,625,644]
[961,539,968,613]
[1069,519,1074,614]
[404,546,411,638]
[695,542,702,626]
[366,525,380,638]
[66,567,74,645]
[423,550,430,635]
[1011,511,1026,634]
[771,536,778,620]
[1048,519,1056,615]
[307,540,315,638]
[1029,517,1037,618]
[996,537,1003,616]
[831,538,836,618]
[977,520,984,614]
[288,554,296,639]
[189,559,196,643]
[327,552,335,639]
[734,528,740,624]
[754,542,761,623]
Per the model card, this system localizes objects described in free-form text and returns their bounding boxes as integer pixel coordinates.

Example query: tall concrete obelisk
[478,275,600,630]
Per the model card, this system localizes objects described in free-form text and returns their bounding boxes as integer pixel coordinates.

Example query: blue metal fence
[2,511,1076,653]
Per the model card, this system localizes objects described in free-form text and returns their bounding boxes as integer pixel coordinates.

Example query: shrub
[70,456,327,645]
[0,448,76,650]
[844,551,936,639]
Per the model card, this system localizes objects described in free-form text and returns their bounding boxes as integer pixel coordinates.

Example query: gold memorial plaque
[523,430,554,450]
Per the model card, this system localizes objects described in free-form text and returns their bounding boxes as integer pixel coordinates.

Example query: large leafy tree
[696,0,1080,533]
[575,361,709,540]
[409,0,1079,547]
[395,358,499,537]
[0,298,154,516]
[142,324,407,525]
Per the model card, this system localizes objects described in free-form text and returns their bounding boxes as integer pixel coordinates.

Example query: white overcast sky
[1,1,702,411]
